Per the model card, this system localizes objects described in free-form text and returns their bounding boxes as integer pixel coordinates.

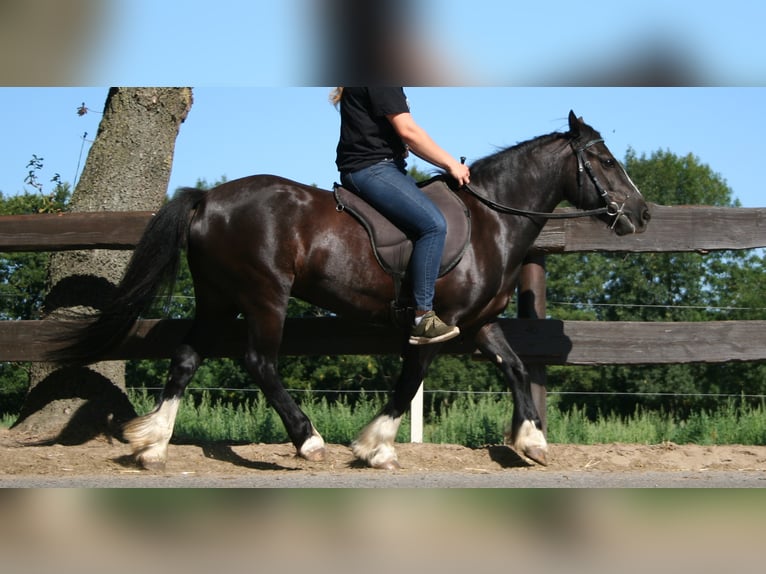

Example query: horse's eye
[601,158,616,168]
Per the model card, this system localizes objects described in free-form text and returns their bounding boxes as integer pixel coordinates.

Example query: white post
[410,380,424,443]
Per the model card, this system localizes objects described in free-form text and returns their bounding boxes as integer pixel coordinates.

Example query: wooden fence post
[518,254,548,436]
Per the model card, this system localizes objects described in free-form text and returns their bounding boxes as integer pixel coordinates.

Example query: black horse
[50,111,650,470]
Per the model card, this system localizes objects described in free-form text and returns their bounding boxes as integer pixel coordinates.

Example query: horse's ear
[568,110,583,136]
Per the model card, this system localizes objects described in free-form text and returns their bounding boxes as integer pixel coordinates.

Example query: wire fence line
[3,292,766,313]
[548,301,766,312]
[132,386,766,401]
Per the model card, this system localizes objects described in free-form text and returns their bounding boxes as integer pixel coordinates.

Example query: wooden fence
[2,204,766,439]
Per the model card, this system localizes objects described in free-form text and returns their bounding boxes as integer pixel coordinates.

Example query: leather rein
[460,138,627,226]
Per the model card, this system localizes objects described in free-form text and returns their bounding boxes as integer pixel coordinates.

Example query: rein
[460,138,625,224]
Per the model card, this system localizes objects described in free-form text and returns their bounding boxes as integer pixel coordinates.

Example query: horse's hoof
[301,446,326,462]
[299,429,327,461]
[523,446,548,466]
[510,419,548,466]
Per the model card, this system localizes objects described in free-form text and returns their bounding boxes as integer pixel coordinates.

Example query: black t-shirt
[335,87,410,174]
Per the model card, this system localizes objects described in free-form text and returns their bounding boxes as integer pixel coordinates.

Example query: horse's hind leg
[243,347,326,462]
[474,322,548,466]
[122,340,202,470]
[352,344,441,469]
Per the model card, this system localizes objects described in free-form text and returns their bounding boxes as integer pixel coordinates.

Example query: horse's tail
[46,187,207,365]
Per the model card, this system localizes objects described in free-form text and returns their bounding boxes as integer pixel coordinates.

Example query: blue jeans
[341,159,447,312]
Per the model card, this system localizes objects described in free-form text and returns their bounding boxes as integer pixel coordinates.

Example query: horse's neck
[475,151,567,215]
[468,138,572,275]
[468,144,572,269]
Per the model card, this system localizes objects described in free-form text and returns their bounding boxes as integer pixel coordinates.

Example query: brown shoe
[409,311,460,345]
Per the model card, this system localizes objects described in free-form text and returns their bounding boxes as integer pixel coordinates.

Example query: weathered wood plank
[534,204,766,253]
[3,318,765,365]
[0,211,154,251]
[496,319,766,365]
[0,318,402,361]
[2,205,765,253]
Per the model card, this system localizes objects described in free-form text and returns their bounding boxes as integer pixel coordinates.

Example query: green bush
[5,389,764,447]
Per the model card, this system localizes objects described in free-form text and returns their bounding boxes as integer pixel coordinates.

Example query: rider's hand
[448,161,471,186]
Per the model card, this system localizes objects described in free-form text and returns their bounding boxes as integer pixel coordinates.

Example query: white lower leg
[298,425,327,461]
[506,419,549,465]
[352,414,402,469]
[122,397,181,470]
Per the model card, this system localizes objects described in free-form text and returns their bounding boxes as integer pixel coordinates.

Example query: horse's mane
[470,131,570,181]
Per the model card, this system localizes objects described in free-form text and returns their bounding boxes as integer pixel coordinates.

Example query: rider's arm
[387,112,470,185]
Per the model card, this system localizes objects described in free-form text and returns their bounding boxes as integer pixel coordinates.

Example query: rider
[333,87,470,345]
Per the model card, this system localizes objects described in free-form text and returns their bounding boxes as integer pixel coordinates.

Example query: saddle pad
[334,177,471,277]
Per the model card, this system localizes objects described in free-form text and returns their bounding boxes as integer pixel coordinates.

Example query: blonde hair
[329,87,344,107]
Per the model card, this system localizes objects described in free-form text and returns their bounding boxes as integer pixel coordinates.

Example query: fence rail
[3,205,766,364]
[3,317,766,364]
[2,204,766,253]
[2,204,766,441]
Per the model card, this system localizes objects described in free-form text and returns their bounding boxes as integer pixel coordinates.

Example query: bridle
[460,137,629,227]
[572,138,630,229]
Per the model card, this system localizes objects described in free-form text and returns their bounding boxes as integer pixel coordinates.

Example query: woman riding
[333,87,470,344]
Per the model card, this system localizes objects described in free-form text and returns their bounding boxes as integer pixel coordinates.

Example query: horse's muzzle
[613,203,651,236]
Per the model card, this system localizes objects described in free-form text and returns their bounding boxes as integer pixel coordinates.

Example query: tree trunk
[12,87,193,442]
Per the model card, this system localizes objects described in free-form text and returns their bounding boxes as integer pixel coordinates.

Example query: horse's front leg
[352,344,441,469]
[474,322,548,466]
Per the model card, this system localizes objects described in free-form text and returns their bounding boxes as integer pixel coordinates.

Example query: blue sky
[1,2,765,207]
[85,1,765,86]
[1,87,763,209]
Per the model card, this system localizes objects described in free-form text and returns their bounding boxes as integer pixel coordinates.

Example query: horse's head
[565,110,651,236]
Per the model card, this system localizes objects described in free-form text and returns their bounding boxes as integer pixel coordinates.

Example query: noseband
[462,138,628,225]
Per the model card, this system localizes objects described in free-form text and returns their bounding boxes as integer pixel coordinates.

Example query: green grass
[544,399,766,446]
[123,389,766,447]
[3,390,763,446]
[1,412,15,428]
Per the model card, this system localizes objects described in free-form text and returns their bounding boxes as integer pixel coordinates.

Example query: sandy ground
[2,427,765,483]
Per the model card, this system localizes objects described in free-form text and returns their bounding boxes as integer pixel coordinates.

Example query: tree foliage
[546,149,766,418]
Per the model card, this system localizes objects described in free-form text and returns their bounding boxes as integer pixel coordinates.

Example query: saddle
[333,176,471,311]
